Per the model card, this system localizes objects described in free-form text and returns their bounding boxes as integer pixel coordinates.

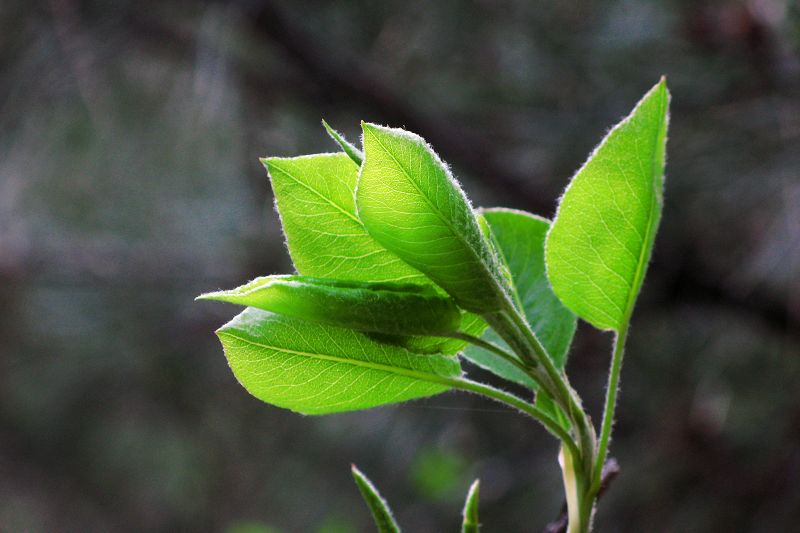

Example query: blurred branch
[543,458,620,533]
[48,0,111,132]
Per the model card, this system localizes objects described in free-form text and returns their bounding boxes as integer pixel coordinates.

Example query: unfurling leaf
[351,465,401,533]
[198,275,461,336]
[322,119,364,166]
[461,479,481,533]
[217,308,461,414]
[358,123,511,314]
[545,79,670,331]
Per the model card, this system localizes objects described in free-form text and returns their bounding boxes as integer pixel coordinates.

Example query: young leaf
[264,153,428,285]
[198,275,461,336]
[463,209,576,389]
[263,152,485,355]
[216,308,462,414]
[545,79,670,331]
[358,122,511,313]
[322,119,364,166]
[351,465,401,533]
[461,479,481,533]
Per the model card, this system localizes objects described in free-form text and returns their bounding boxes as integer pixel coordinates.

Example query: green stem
[447,332,530,375]
[485,305,599,532]
[447,377,580,460]
[501,307,596,477]
[591,325,628,496]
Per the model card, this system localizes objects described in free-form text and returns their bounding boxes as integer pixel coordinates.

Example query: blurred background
[1,0,799,531]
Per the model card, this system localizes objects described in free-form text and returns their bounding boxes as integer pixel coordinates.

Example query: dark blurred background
[1,0,799,531]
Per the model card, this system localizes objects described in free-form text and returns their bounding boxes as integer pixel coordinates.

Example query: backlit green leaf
[263,153,427,284]
[464,209,576,389]
[358,122,511,313]
[545,79,670,331]
[351,465,401,533]
[263,151,486,354]
[198,275,460,336]
[217,308,462,414]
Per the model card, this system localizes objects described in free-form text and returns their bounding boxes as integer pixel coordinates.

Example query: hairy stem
[447,332,531,375]
[447,377,580,460]
[591,326,628,495]
[498,307,596,477]
[484,305,599,532]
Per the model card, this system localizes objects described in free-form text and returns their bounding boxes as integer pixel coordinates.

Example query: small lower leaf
[462,479,481,533]
[217,308,462,414]
[351,465,401,533]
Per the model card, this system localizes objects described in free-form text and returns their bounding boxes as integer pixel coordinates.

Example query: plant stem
[485,305,600,532]
[499,307,596,477]
[447,332,531,375]
[591,325,628,496]
[447,377,580,460]
[559,444,587,533]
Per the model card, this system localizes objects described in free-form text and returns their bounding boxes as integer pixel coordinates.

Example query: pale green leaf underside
[198,275,461,336]
[352,466,401,533]
[464,209,576,388]
[545,79,670,331]
[217,308,461,415]
[461,479,480,533]
[358,122,509,313]
[264,151,484,354]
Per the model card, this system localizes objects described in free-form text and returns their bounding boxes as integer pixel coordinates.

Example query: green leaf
[198,275,461,336]
[463,209,577,389]
[351,465,401,533]
[461,479,480,533]
[263,152,485,355]
[358,122,511,313]
[322,119,363,166]
[263,153,427,284]
[545,79,670,331]
[216,308,462,414]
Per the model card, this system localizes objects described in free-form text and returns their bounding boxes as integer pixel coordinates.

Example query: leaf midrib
[219,331,459,385]
[619,88,667,329]
[269,159,363,226]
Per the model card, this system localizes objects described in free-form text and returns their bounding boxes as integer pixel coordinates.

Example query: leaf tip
[260,157,277,172]
[321,118,337,136]
[361,121,380,134]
